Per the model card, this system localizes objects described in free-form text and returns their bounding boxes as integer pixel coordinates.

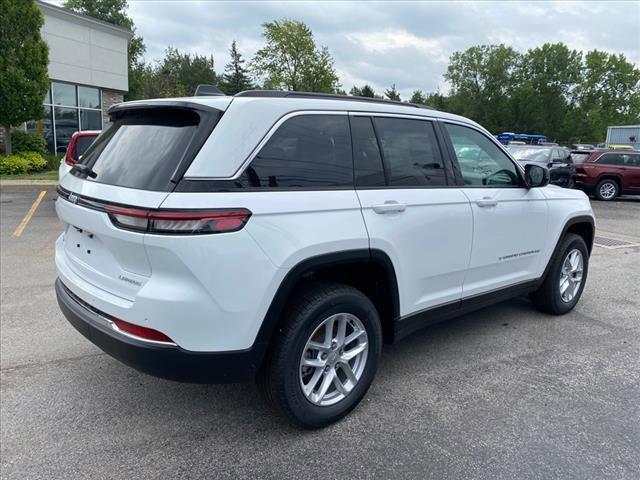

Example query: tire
[257,282,383,429]
[594,178,619,201]
[530,233,589,315]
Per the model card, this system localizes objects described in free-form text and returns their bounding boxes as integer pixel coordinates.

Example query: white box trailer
[606,125,640,149]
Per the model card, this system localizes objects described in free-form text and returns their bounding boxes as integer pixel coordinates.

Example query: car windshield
[507,146,551,162]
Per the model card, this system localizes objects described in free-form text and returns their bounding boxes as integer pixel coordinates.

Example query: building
[27,1,132,153]
[605,125,640,150]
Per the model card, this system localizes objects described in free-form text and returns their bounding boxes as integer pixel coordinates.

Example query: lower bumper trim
[55,278,261,383]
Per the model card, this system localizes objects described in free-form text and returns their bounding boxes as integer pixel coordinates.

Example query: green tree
[148,47,216,98]
[251,19,340,92]
[512,43,582,139]
[360,84,376,98]
[218,40,254,95]
[0,0,49,155]
[409,90,427,104]
[568,50,640,142]
[349,85,362,96]
[63,0,147,100]
[445,44,520,133]
[384,84,401,101]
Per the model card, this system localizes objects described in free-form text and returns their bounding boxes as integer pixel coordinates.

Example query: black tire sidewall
[548,235,589,313]
[277,289,382,428]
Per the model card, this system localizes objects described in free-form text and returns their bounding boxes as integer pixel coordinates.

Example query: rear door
[352,114,473,317]
[441,122,548,297]
[56,103,224,301]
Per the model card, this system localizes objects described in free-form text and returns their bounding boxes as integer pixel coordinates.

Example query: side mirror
[525,163,549,188]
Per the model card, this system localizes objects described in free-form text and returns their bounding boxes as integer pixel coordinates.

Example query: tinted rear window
[75,135,97,158]
[79,108,213,191]
[237,114,353,188]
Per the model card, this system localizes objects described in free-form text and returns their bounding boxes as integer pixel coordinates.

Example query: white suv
[55,91,595,428]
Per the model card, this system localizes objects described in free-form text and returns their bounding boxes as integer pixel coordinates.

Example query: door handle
[475,197,498,207]
[372,201,407,214]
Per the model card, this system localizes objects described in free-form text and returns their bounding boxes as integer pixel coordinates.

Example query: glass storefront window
[80,109,102,130]
[52,82,77,107]
[54,107,79,152]
[78,86,100,109]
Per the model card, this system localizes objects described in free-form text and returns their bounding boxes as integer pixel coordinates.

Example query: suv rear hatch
[56,100,228,301]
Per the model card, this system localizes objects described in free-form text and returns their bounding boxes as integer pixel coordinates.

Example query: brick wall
[101,89,125,128]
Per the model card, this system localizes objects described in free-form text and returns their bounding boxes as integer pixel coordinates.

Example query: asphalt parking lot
[1,186,638,480]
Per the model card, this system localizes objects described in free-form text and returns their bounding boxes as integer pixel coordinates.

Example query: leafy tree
[360,84,376,98]
[218,40,254,95]
[251,19,339,92]
[445,44,520,133]
[384,84,401,101]
[0,0,49,155]
[349,85,362,96]
[512,43,582,138]
[409,90,427,104]
[148,47,216,98]
[63,0,147,100]
[568,50,640,142]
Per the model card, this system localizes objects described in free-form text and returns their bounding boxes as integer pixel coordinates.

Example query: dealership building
[26,1,132,152]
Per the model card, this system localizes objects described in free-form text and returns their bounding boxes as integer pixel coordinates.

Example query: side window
[596,154,621,165]
[629,155,640,167]
[444,123,520,187]
[372,117,447,187]
[243,115,352,188]
[351,116,385,187]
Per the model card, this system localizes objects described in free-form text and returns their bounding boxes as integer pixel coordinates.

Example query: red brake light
[113,318,174,343]
[104,205,251,234]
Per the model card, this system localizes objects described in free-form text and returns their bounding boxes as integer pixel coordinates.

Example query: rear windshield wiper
[71,163,97,179]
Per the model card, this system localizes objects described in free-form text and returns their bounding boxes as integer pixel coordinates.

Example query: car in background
[570,144,595,150]
[58,130,100,180]
[608,144,634,151]
[575,150,640,200]
[507,145,576,188]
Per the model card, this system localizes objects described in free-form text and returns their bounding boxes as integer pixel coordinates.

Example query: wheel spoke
[335,314,347,345]
[344,329,365,346]
[339,362,358,385]
[323,316,336,344]
[560,277,571,295]
[332,374,348,395]
[308,340,330,352]
[302,357,325,368]
[342,342,367,361]
[302,368,323,397]
[314,370,335,402]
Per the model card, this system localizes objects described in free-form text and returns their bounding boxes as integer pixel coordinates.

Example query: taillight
[113,318,174,343]
[104,205,251,235]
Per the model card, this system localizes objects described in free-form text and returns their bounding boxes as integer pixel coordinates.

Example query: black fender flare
[250,248,399,369]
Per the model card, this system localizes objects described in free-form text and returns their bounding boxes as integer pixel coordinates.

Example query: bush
[0,155,31,175]
[44,153,63,170]
[11,130,47,155]
[0,152,48,175]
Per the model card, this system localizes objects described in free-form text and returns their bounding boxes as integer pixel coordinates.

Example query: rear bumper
[55,278,260,383]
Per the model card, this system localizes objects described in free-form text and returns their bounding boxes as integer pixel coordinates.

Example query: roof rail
[234,90,434,110]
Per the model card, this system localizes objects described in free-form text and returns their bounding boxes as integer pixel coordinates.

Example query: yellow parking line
[13,191,47,237]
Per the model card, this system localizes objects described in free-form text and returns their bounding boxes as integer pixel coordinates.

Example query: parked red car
[59,130,100,180]
[574,150,640,200]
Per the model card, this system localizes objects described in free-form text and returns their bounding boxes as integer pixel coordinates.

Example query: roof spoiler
[194,84,225,96]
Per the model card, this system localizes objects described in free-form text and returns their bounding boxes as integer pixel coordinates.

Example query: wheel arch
[541,215,595,284]
[251,249,400,369]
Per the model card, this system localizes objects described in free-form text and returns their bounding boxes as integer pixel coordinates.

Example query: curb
[0,180,58,186]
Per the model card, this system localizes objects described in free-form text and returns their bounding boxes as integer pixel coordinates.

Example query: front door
[442,122,548,298]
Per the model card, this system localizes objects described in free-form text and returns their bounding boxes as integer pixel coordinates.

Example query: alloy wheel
[299,313,369,406]
[599,182,616,200]
[559,248,584,303]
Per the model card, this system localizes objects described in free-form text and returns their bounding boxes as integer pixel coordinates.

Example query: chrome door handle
[372,201,407,214]
[476,197,498,207]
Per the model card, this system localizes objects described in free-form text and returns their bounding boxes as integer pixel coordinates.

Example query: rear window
[570,152,591,163]
[78,108,217,191]
[74,135,97,158]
